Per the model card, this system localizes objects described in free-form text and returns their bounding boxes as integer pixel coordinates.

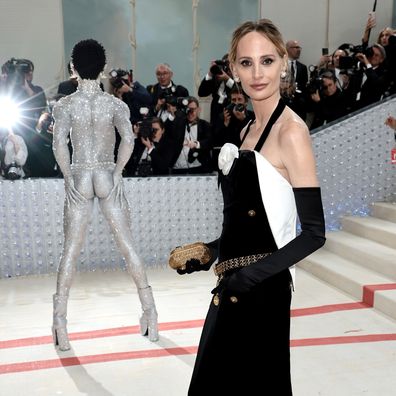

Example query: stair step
[371,202,396,223]
[341,216,396,250]
[374,289,396,320]
[324,231,396,280]
[299,249,392,302]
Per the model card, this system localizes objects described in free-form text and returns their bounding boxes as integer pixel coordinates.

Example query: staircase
[299,202,396,320]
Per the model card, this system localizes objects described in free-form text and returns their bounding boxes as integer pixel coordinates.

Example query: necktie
[291,61,296,79]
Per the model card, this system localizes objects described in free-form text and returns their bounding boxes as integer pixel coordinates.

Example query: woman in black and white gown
[176,19,326,396]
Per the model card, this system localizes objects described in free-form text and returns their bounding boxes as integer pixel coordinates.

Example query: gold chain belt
[214,252,271,278]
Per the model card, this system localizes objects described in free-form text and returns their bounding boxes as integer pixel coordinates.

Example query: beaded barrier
[312,96,396,230]
[0,176,222,278]
[0,97,395,278]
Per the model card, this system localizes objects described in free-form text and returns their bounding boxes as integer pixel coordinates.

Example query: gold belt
[214,252,271,278]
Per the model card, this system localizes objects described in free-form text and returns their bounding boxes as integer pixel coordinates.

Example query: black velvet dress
[189,100,293,396]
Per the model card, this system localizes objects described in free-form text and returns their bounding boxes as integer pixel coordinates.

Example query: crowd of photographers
[286,16,396,129]
[0,15,395,179]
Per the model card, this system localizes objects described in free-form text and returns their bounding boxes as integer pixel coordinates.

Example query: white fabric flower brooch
[218,143,239,176]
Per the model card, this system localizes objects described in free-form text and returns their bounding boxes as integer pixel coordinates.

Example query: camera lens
[210,64,222,75]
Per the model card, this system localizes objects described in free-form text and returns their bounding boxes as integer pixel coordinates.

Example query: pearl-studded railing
[0,176,223,278]
[311,95,396,230]
[0,96,395,278]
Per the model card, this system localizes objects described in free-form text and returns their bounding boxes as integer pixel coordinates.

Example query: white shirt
[173,124,201,169]
[205,74,235,104]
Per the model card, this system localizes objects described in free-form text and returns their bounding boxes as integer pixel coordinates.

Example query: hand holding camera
[109,68,133,98]
[209,59,231,81]
[224,103,246,126]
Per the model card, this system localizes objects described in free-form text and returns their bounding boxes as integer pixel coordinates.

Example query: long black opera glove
[177,239,219,275]
[223,187,326,293]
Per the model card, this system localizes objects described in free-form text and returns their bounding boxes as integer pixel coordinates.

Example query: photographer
[1,59,46,127]
[308,70,349,129]
[0,130,28,180]
[213,84,254,151]
[198,54,235,125]
[167,96,213,174]
[360,12,396,97]
[146,63,189,121]
[354,44,388,109]
[27,98,60,178]
[109,68,152,125]
[126,117,171,177]
[1,58,47,177]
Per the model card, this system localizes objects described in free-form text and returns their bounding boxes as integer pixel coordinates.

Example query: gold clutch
[169,242,211,270]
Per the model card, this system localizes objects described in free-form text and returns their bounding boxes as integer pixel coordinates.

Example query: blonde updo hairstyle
[229,19,287,67]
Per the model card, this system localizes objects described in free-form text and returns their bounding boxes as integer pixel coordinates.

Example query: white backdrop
[0,0,394,100]
[0,0,65,99]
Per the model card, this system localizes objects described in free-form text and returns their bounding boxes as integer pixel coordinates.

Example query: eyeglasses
[156,72,170,77]
[290,46,301,49]
[188,107,198,111]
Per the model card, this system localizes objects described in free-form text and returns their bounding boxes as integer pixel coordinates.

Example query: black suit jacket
[355,64,388,109]
[167,113,213,171]
[57,79,78,96]
[198,76,234,125]
[295,61,308,94]
[126,137,172,176]
[146,82,189,110]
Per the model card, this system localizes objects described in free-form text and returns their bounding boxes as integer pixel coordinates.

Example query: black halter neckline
[240,99,286,152]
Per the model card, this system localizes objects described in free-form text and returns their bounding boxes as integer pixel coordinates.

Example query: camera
[137,107,155,140]
[157,87,178,110]
[4,162,22,180]
[137,106,153,139]
[2,58,31,87]
[137,118,155,140]
[109,68,132,89]
[337,44,374,71]
[136,158,153,177]
[158,86,176,101]
[210,60,230,76]
[165,96,190,114]
[187,148,199,163]
[225,103,245,113]
[306,65,324,94]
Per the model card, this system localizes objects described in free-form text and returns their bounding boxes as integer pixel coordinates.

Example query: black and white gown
[188,100,322,396]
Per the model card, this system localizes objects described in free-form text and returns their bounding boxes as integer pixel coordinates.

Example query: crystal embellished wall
[312,96,396,230]
[0,98,395,278]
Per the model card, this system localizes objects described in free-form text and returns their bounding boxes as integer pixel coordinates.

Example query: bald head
[286,40,302,60]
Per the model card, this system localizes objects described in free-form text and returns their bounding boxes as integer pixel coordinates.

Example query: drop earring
[280,71,287,79]
[234,75,240,83]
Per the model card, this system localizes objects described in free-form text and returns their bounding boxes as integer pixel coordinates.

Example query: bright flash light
[0,96,21,129]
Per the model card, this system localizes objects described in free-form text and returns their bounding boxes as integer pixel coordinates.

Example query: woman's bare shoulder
[277,108,310,146]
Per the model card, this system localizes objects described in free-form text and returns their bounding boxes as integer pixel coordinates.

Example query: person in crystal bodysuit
[51,39,158,351]
[176,20,326,395]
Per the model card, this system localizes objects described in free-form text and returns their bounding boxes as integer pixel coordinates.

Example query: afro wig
[71,39,106,80]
